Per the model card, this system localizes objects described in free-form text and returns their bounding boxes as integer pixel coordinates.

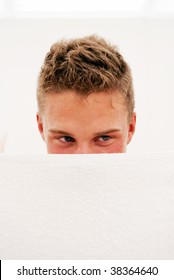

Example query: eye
[97,135,112,142]
[59,136,75,143]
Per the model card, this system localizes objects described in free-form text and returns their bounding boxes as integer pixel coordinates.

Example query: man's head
[37,35,136,154]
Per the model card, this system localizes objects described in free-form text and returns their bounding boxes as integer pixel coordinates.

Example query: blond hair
[37,35,135,116]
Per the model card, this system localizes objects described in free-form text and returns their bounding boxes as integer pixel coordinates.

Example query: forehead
[42,90,127,115]
[41,90,129,134]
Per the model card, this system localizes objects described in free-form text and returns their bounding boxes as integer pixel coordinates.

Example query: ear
[36,113,45,141]
[127,112,136,145]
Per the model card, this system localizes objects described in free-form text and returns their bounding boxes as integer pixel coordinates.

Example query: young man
[37,35,136,154]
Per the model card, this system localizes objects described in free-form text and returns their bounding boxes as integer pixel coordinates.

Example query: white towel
[0,152,174,259]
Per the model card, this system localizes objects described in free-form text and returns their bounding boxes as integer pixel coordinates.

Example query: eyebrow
[93,129,121,137]
[48,129,73,135]
[48,129,121,136]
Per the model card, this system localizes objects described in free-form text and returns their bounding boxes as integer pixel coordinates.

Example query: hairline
[37,89,133,122]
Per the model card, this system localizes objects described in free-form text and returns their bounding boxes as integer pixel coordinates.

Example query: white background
[0,1,174,154]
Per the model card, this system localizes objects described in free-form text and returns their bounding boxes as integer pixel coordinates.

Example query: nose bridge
[75,142,93,154]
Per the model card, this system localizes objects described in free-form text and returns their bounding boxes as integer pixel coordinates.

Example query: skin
[37,90,136,154]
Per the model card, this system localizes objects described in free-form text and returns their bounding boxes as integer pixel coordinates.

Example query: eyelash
[97,135,112,142]
[59,136,75,143]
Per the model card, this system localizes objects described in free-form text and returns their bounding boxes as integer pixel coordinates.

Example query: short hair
[37,35,135,116]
